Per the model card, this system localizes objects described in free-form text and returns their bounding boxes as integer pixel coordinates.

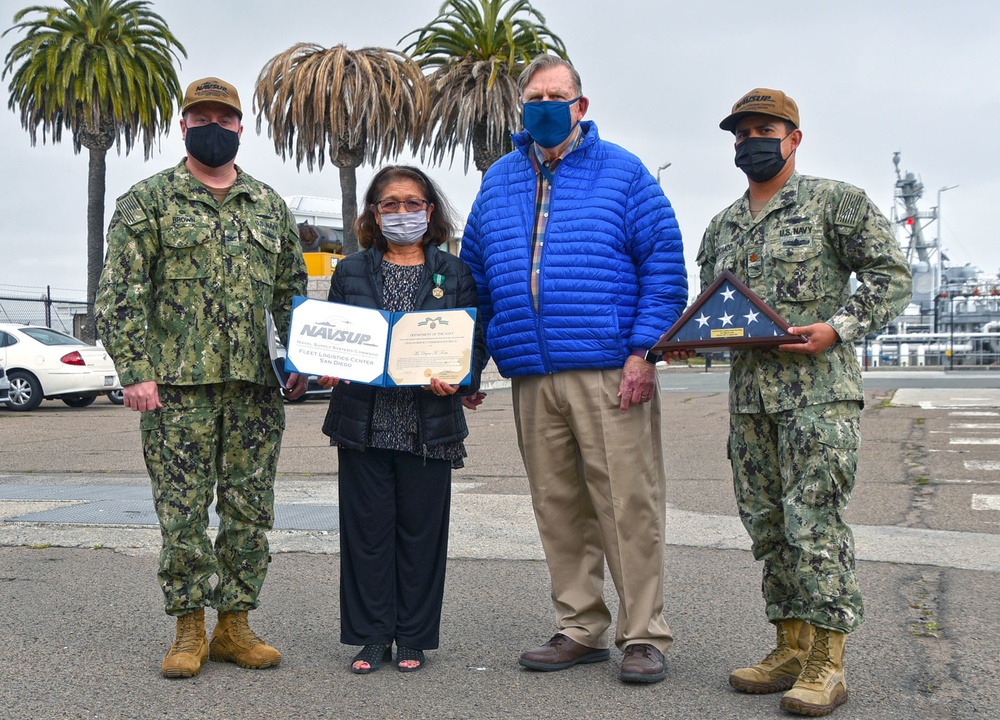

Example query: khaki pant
[512,368,673,653]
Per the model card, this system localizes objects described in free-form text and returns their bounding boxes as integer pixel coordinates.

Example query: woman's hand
[317,375,346,389]
[425,377,458,397]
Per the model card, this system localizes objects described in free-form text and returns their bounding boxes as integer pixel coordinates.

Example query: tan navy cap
[720,88,799,132]
[181,76,242,118]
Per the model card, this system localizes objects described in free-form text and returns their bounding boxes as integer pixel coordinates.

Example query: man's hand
[285,372,308,400]
[617,355,657,413]
[462,391,487,410]
[780,323,840,355]
[123,380,161,413]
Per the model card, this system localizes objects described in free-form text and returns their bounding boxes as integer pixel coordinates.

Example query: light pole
[936,184,958,296]
[656,162,672,185]
[949,292,956,371]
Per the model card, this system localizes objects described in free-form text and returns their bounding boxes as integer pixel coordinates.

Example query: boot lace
[172,614,203,654]
[797,629,833,683]
[760,625,793,664]
[228,613,264,646]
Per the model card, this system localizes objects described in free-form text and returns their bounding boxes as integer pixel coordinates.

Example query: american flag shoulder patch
[117,195,146,226]
[835,192,865,228]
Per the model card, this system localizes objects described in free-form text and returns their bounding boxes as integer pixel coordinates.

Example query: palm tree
[402,0,569,175]
[254,44,428,255]
[2,0,186,342]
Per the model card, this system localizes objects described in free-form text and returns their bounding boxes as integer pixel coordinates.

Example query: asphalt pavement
[1,367,998,720]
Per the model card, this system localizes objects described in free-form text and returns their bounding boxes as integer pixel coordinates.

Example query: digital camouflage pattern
[96,160,307,388]
[95,160,306,616]
[143,382,284,616]
[700,171,910,633]
[697,172,912,415]
[729,401,863,633]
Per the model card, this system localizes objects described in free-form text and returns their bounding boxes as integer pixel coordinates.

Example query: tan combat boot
[209,610,282,669]
[161,609,209,678]
[780,626,848,716]
[729,619,814,693]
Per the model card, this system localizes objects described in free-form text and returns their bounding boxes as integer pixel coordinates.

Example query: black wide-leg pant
[337,446,452,649]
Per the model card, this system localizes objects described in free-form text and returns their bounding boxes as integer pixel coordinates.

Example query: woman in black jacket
[319,166,487,674]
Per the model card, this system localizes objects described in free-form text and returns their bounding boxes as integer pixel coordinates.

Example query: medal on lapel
[432,273,445,299]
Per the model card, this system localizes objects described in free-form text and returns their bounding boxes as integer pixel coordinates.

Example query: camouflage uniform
[697,171,911,633]
[96,161,307,616]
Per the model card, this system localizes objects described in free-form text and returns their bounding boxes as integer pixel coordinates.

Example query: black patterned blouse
[368,259,467,468]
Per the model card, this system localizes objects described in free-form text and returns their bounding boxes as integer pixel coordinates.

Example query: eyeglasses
[376,199,428,213]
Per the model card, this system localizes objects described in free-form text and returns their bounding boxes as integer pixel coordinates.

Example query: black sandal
[396,646,426,672]
[351,644,391,674]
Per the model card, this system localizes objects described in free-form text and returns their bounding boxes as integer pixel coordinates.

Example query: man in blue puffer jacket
[461,54,687,685]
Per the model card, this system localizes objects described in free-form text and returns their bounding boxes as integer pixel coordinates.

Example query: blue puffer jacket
[460,121,687,377]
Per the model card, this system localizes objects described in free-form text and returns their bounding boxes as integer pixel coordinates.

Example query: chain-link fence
[0,288,90,338]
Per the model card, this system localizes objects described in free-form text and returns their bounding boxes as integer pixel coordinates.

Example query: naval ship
[871,154,1000,367]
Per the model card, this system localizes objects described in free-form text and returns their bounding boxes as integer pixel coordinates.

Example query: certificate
[386,309,476,386]
[283,296,477,387]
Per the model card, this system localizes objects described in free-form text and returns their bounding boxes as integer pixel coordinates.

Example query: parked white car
[0,362,10,405]
[0,323,122,411]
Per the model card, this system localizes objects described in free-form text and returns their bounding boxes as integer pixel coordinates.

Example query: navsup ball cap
[181,76,242,118]
[720,88,798,132]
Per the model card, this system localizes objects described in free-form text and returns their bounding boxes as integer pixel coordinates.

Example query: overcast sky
[1,0,998,301]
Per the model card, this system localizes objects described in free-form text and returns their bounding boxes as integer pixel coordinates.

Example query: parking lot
[1,370,999,719]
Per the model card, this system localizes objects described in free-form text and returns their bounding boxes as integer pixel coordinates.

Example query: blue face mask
[522,96,581,149]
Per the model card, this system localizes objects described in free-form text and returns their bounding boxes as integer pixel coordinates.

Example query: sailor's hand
[781,323,839,355]
[123,381,161,413]
[284,373,308,400]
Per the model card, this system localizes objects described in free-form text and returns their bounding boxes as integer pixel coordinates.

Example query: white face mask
[380,210,428,246]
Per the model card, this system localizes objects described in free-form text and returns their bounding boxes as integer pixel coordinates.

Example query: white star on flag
[744,309,759,324]
[719,312,734,327]
[695,313,710,328]
[720,286,736,302]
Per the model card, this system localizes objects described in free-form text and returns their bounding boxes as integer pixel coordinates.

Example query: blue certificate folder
[282,296,477,388]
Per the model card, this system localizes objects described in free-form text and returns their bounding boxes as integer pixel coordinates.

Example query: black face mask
[734,135,792,183]
[185,122,239,168]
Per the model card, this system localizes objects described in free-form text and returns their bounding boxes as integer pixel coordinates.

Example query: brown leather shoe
[519,633,610,671]
[620,643,667,684]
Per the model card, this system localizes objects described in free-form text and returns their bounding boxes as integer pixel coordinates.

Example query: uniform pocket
[162,229,212,280]
[769,235,825,302]
[247,227,279,285]
[801,413,861,504]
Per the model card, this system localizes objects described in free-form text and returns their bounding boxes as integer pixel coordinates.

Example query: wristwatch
[631,348,661,364]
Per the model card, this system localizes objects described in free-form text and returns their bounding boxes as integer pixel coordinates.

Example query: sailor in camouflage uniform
[697,89,911,716]
[96,77,307,679]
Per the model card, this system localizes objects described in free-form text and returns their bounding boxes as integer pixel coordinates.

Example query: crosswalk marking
[965,461,1000,471]
[971,494,1000,511]
[937,477,1000,484]
[949,411,999,417]
[950,437,1000,445]
[949,423,1000,429]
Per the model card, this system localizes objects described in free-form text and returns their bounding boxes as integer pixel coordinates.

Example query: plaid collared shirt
[528,128,584,311]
